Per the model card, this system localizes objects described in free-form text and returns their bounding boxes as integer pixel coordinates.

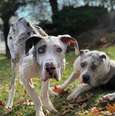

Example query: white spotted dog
[6,18,79,116]
[58,49,115,102]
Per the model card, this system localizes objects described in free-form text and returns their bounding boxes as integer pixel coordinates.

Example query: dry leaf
[0,100,5,107]
[106,104,115,113]
[51,85,64,94]
[90,107,100,116]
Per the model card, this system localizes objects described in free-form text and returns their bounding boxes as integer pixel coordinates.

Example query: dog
[6,18,79,116]
[58,49,115,101]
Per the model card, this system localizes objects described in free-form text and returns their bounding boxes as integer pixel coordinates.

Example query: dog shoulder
[22,54,34,67]
[101,59,115,90]
[110,60,115,67]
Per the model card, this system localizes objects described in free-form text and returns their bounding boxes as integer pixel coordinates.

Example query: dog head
[78,50,110,87]
[27,35,79,81]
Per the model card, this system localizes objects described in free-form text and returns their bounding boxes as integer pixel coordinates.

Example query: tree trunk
[2,18,10,58]
[49,0,58,19]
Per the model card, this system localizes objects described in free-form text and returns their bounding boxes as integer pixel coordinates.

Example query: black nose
[82,74,90,83]
[45,63,56,74]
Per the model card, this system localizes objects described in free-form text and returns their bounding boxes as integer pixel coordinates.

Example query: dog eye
[56,47,62,53]
[91,64,97,70]
[38,48,45,54]
[81,62,86,68]
[38,45,46,54]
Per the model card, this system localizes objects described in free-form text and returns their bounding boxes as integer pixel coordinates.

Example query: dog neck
[100,64,115,90]
[102,61,115,85]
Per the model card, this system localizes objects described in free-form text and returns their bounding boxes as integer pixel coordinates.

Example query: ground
[0,46,115,116]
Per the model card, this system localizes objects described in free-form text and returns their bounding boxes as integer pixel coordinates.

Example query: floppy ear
[34,25,48,37]
[99,54,106,60]
[59,34,79,55]
[25,35,43,55]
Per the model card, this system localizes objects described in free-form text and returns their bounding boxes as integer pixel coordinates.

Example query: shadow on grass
[0,54,11,82]
[49,87,115,116]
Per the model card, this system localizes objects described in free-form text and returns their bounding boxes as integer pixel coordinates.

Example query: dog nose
[82,74,90,83]
[45,63,56,74]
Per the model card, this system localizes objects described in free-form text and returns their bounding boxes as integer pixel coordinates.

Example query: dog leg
[5,62,17,110]
[67,84,91,100]
[61,71,80,90]
[49,71,80,95]
[102,92,115,101]
[21,77,45,116]
[41,80,57,113]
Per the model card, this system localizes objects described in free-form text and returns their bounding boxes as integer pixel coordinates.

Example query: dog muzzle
[40,63,61,81]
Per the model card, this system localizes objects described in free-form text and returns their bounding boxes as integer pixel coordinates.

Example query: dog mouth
[80,74,91,84]
[46,70,59,81]
[79,78,90,85]
[41,68,60,81]
[82,79,90,84]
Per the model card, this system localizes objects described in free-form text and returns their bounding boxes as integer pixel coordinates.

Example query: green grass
[0,46,115,116]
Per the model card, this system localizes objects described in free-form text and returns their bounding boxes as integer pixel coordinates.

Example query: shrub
[53,5,108,36]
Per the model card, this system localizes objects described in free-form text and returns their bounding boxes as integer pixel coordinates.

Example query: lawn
[0,46,115,116]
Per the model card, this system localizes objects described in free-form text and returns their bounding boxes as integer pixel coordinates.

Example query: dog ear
[100,54,106,60]
[25,35,43,55]
[34,25,48,37]
[80,49,89,55]
[59,34,79,55]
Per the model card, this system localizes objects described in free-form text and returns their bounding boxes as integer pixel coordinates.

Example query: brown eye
[9,36,12,39]
[91,64,97,70]
[56,47,62,53]
[38,45,46,54]
[81,62,86,68]
[91,64,97,71]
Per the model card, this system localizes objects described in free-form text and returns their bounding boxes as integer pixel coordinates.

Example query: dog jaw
[40,68,61,82]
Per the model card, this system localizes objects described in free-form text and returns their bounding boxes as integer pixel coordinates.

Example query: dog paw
[102,94,115,101]
[99,94,115,104]
[67,92,81,101]
[67,96,72,101]
[37,110,45,116]
[5,106,12,112]
[67,94,76,101]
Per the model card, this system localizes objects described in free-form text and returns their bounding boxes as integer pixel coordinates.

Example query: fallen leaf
[0,100,5,107]
[90,107,100,116]
[106,104,115,113]
[51,85,65,94]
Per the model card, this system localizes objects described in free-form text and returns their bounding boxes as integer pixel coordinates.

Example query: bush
[39,6,108,49]
[52,5,108,36]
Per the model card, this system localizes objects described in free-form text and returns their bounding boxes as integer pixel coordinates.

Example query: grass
[0,46,115,116]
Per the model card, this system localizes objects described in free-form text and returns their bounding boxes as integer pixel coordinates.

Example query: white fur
[6,18,79,116]
[60,50,115,101]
